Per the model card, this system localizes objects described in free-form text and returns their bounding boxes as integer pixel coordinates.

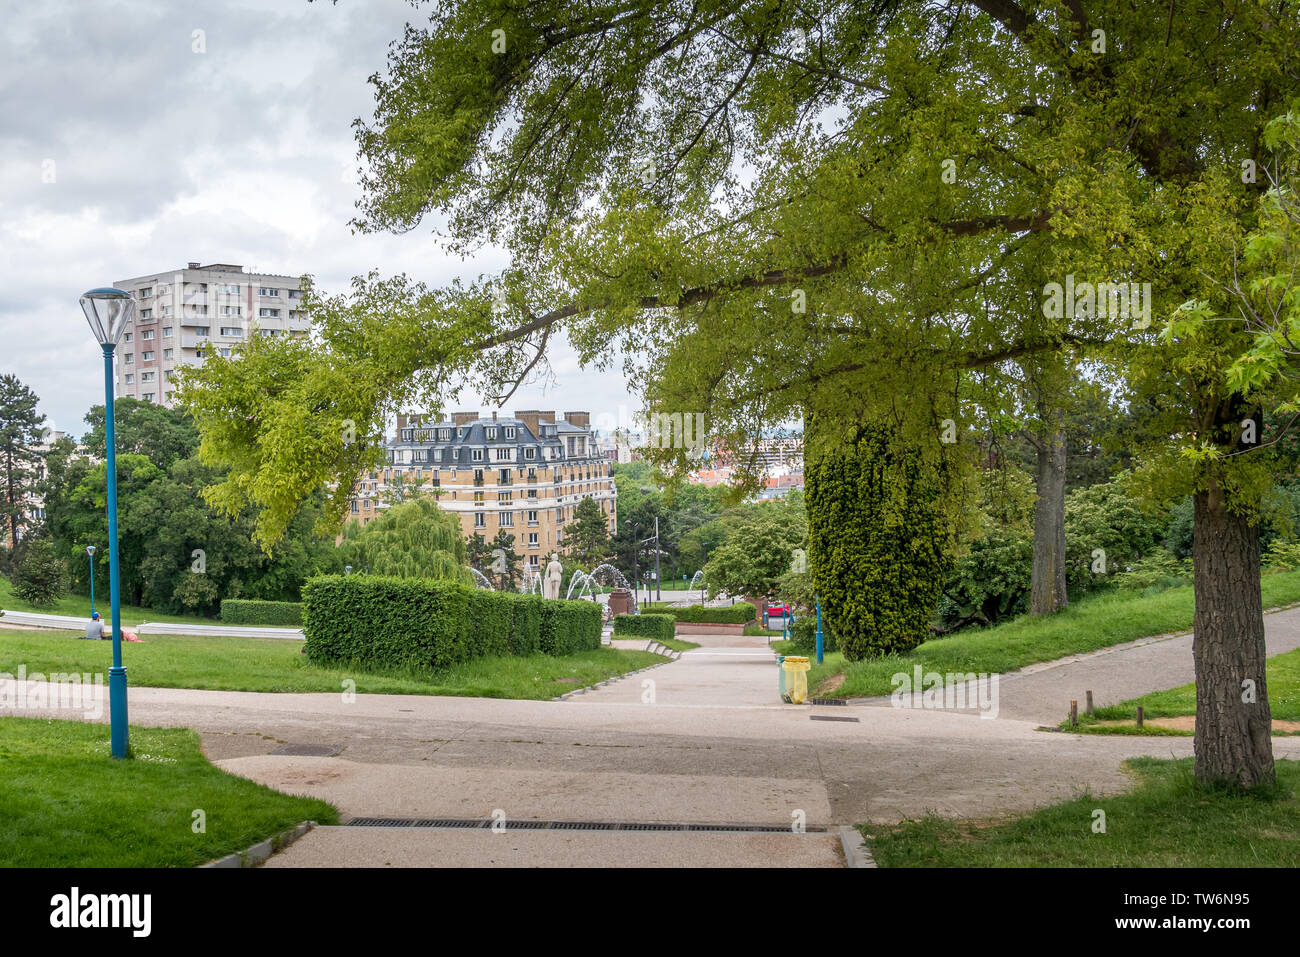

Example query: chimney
[396,414,409,436]
[187,262,200,269]
[515,410,543,439]
[451,411,479,426]
[492,411,498,422]
[564,411,590,430]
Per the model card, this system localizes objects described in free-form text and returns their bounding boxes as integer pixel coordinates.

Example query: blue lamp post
[85,545,96,616]
[814,597,824,665]
[81,287,135,760]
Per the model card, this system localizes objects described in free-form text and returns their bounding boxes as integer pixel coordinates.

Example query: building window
[163,349,173,359]
[138,286,153,298]
[471,449,483,462]
[485,427,497,440]
[142,330,154,340]
[528,533,539,547]
[220,327,244,337]
[163,327,173,337]
[527,510,538,525]
[140,309,152,319]
[499,512,513,527]
[142,351,153,361]
[221,306,241,316]
[258,308,279,318]
[474,491,484,504]
[524,447,535,460]
[474,513,486,527]
[142,393,155,402]
[218,347,232,357]
[504,426,516,439]
[124,333,132,343]
[125,374,134,384]
[494,447,512,461]
[259,287,280,297]
[141,372,156,382]
[194,326,210,336]
[498,491,511,503]
[125,353,133,363]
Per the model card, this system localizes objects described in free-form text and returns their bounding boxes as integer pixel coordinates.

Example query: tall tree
[564,495,614,566]
[83,398,199,470]
[180,1,1300,788]
[0,375,46,548]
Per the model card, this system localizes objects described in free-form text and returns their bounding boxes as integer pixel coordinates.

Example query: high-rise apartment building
[112,263,308,407]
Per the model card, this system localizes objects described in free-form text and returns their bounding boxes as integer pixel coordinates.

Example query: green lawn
[0,577,220,628]
[865,758,1300,867]
[808,570,1300,699]
[1067,647,1300,735]
[0,628,665,699]
[0,716,338,867]
[655,637,701,652]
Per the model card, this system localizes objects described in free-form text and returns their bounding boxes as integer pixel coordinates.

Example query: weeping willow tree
[337,499,472,583]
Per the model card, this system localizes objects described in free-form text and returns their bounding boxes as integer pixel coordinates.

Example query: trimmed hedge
[612,614,676,642]
[302,575,600,671]
[640,603,757,624]
[220,599,303,626]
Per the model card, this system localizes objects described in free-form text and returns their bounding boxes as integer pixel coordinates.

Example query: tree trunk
[1029,417,1067,616]
[1192,482,1274,788]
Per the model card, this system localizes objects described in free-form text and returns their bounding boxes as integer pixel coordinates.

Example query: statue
[543,553,564,600]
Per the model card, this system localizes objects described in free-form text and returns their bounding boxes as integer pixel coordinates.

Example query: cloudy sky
[0,0,638,438]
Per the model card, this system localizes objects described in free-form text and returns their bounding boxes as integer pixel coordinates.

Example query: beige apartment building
[350,410,617,576]
[112,263,309,407]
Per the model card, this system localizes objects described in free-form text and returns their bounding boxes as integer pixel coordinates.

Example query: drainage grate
[809,715,859,723]
[270,743,341,756]
[345,817,825,833]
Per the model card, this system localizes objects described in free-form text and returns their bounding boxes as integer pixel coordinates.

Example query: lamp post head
[86,545,96,557]
[80,288,135,347]
[345,565,353,575]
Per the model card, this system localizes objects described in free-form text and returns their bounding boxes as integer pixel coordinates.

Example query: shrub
[540,598,603,654]
[302,575,598,671]
[940,524,1034,628]
[10,540,67,608]
[1064,478,1167,595]
[612,614,675,642]
[220,599,303,626]
[639,603,756,624]
[1263,539,1300,571]
[1109,546,1192,594]
[788,615,838,653]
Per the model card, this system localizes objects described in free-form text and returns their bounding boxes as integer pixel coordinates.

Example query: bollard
[1070,700,1078,727]
[1136,706,1144,729]
[1085,690,1094,716]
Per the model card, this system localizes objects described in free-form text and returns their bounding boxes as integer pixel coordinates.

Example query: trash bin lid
[783,655,809,663]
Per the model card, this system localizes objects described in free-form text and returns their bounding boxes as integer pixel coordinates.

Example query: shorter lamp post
[80,286,135,760]
[85,545,96,616]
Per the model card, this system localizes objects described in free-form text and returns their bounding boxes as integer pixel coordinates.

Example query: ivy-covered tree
[806,425,955,660]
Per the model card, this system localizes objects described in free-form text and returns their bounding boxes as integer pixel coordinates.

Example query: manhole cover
[270,744,341,756]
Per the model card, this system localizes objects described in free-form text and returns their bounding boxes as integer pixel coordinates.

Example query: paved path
[0,609,303,640]
[5,616,1300,866]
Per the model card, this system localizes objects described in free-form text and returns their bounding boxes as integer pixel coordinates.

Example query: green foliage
[612,613,675,642]
[1064,478,1167,594]
[0,374,45,547]
[789,614,838,654]
[807,426,953,661]
[220,599,304,626]
[1263,539,1300,571]
[940,524,1035,629]
[337,498,470,583]
[1109,547,1193,595]
[302,575,599,671]
[82,399,199,470]
[702,498,806,601]
[564,495,613,565]
[10,539,67,607]
[640,602,755,624]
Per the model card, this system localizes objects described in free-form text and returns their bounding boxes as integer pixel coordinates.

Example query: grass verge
[810,570,1300,699]
[0,715,338,866]
[864,758,1299,867]
[0,629,663,699]
[1065,647,1300,735]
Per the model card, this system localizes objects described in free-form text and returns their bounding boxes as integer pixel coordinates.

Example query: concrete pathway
[0,608,303,640]
[6,616,1300,866]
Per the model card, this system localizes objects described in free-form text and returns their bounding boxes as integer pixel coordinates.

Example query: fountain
[566,569,592,600]
[690,569,706,604]
[466,567,495,590]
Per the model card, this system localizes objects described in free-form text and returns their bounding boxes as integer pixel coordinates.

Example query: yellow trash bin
[781,655,810,704]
